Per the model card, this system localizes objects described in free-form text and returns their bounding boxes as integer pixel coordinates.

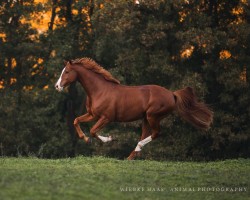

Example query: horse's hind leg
[146,115,160,139]
[140,118,151,140]
[127,118,151,160]
[127,116,160,160]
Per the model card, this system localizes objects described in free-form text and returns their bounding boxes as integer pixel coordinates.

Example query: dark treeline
[0,0,249,160]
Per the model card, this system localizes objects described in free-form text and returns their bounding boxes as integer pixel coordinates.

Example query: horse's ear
[63,60,68,66]
[67,60,74,70]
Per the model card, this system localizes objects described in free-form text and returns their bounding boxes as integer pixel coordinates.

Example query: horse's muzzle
[55,83,63,92]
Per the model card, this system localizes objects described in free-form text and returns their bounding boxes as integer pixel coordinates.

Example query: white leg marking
[135,136,152,152]
[55,67,65,91]
[98,135,112,143]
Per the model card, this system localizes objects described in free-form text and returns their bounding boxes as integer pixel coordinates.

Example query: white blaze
[55,67,65,92]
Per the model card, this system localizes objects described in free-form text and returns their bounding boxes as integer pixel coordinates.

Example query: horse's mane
[71,58,120,84]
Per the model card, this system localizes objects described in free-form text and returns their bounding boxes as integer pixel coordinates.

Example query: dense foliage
[0,0,249,160]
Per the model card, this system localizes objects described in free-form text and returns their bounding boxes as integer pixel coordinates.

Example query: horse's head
[55,60,78,92]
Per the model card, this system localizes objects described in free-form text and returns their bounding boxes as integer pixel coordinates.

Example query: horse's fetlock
[79,134,84,139]
[73,118,78,125]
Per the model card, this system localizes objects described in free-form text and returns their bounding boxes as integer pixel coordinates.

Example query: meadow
[0,157,249,200]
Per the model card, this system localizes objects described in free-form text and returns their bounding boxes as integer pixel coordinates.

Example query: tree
[0,0,80,157]
[91,0,250,160]
[0,0,249,160]
[43,0,96,156]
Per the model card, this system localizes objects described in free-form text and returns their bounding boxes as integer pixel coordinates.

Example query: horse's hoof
[86,137,92,144]
[127,156,134,160]
[127,151,141,160]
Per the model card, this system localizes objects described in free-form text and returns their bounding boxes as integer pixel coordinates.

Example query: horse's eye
[65,71,69,74]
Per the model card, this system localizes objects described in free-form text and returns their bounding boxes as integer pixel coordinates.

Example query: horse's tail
[173,87,213,130]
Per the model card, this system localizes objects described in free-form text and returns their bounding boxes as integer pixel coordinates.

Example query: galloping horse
[55,58,213,160]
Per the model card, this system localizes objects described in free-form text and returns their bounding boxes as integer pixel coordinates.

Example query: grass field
[0,157,249,200]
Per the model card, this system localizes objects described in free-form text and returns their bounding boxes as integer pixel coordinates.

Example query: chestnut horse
[55,58,213,160]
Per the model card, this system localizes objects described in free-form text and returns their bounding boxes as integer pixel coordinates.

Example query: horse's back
[114,84,175,121]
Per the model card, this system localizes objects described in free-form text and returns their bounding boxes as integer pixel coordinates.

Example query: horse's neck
[77,67,110,98]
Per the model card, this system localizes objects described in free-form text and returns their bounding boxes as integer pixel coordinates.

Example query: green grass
[0,157,249,200]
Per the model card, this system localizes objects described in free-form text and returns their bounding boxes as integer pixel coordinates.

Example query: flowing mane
[71,58,120,84]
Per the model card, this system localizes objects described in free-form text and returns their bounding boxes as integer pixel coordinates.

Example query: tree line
[0,0,249,160]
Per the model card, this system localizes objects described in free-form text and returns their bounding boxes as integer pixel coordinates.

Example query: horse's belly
[91,86,150,122]
[115,110,145,122]
[114,94,147,122]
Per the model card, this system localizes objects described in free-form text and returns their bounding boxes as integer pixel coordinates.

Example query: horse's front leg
[74,113,94,143]
[90,116,112,142]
